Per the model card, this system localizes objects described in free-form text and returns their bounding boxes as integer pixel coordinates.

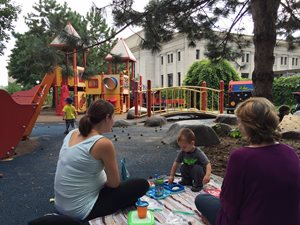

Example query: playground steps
[0,69,56,159]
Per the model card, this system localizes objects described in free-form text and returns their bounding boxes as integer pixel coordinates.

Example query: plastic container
[154,177,165,197]
[127,210,154,225]
[135,200,149,219]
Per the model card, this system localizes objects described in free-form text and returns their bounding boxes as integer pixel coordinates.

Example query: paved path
[0,110,178,225]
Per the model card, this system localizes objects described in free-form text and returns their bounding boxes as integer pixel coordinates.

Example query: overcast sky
[0,0,148,86]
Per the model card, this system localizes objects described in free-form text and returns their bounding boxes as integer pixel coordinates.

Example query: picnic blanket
[88,175,223,225]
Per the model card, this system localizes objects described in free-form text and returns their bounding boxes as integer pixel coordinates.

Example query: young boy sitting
[168,128,212,192]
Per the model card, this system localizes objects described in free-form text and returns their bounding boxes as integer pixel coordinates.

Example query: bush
[5,82,23,94]
[273,76,300,106]
[184,59,240,89]
[183,59,240,108]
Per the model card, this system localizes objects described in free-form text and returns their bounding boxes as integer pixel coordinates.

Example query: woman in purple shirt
[195,97,300,225]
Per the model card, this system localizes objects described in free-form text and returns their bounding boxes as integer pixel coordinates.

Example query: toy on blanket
[146,176,185,199]
[163,181,185,193]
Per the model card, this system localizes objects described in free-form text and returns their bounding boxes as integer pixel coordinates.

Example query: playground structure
[132,80,225,118]
[0,22,225,159]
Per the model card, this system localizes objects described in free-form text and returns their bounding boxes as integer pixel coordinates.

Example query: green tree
[184,59,240,89]
[5,81,23,94]
[0,0,20,55]
[7,0,115,86]
[273,75,300,106]
[110,0,300,101]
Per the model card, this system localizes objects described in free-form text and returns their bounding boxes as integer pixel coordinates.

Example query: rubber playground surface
[0,111,180,225]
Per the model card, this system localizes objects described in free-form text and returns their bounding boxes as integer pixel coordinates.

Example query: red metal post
[131,61,135,80]
[147,80,152,117]
[101,72,105,99]
[108,63,112,74]
[120,72,124,114]
[134,81,139,117]
[201,81,207,111]
[220,80,224,114]
[139,75,143,108]
[73,48,78,110]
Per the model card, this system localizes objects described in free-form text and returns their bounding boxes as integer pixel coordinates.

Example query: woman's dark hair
[235,97,280,144]
[79,99,114,136]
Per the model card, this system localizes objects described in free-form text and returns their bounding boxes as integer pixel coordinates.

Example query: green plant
[5,82,23,94]
[229,128,242,139]
[273,75,300,106]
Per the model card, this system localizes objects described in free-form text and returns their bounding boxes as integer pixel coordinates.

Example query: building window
[281,56,288,65]
[196,49,200,60]
[161,75,164,87]
[178,72,181,86]
[292,57,299,66]
[167,53,173,63]
[168,73,173,87]
[178,51,181,61]
[242,53,250,63]
[285,57,287,65]
[161,56,163,65]
[241,73,249,79]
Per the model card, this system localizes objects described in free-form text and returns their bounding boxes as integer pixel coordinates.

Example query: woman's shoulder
[91,136,114,158]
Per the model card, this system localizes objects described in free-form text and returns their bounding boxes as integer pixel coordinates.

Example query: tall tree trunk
[251,0,280,101]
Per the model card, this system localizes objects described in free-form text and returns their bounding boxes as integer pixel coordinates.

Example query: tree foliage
[110,0,300,100]
[7,0,115,86]
[273,75,300,106]
[184,59,240,89]
[0,0,20,55]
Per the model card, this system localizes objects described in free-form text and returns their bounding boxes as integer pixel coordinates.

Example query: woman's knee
[195,194,206,211]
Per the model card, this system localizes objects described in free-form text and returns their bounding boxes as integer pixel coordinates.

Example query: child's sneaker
[178,179,193,186]
[64,130,69,134]
[191,185,203,192]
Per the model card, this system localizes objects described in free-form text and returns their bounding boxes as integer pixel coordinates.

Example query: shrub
[273,76,300,106]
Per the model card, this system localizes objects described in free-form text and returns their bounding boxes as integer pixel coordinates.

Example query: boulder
[126,106,148,120]
[113,119,137,127]
[279,115,300,140]
[214,114,238,125]
[279,115,300,133]
[212,123,233,137]
[144,116,167,127]
[162,120,220,147]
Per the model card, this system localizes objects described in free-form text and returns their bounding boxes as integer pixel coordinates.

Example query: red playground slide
[0,69,56,159]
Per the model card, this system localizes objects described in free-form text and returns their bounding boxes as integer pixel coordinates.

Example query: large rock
[212,123,233,137]
[126,106,148,120]
[113,119,137,127]
[214,114,238,125]
[279,115,300,139]
[162,120,220,147]
[144,116,167,127]
[279,115,300,132]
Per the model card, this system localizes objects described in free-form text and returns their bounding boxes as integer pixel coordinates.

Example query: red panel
[0,90,36,158]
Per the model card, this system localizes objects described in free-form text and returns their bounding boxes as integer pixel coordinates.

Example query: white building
[125,30,300,88]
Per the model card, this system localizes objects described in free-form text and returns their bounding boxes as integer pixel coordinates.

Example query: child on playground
[168,128,212,192]
[62,97,77,134]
